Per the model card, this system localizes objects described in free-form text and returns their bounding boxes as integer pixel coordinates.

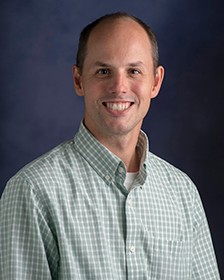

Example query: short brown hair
[76,12,159,73]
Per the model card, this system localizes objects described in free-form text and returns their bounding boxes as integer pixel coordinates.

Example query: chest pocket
[149,238,191,279]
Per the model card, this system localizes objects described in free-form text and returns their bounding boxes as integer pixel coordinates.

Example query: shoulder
[146,152,199,200]
[2,139,80,200]
[148,152,191,180]
[15,140,75,179]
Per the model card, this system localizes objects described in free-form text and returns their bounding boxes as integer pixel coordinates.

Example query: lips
[103,102,132,111]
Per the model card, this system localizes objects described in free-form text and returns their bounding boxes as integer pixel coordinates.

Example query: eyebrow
[128,61,145,67]
[93,61,145,68]
[94,61,110,67]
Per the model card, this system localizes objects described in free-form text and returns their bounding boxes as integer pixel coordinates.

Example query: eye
[96,68,111,75]
[129,68,141,75]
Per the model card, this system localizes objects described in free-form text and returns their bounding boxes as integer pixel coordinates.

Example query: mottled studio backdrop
[1,0,223,276]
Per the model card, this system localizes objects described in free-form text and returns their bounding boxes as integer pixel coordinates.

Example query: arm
[0,176,59,279]
[192,188,220,279]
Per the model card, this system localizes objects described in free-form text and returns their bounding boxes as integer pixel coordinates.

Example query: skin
[73,18,164,171]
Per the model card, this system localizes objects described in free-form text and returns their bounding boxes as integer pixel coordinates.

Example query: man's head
[76,12,159,74]
[73,13,164,142]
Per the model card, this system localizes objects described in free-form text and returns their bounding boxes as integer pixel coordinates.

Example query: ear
[72,64,84,96]
[151,65,165,98]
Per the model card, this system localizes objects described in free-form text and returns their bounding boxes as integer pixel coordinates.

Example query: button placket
[127,198,132,207]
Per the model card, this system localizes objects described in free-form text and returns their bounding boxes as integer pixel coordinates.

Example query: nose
[109,72,128,94]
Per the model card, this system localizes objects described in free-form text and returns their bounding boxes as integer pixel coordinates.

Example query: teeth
[105,102,131,111]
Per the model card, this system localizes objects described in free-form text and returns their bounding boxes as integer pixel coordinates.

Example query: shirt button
[127,198,132,207]
[118,166,124,173]
[129,246,135,253]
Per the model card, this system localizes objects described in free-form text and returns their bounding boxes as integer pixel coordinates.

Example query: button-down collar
[73,122,148,188]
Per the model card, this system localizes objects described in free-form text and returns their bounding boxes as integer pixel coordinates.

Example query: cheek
[82,86,103,110]
[135,84,154,113]
[133,82,152,101]
[84,79,106,95]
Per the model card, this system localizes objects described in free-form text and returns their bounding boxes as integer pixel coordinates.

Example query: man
[0,12,220,279]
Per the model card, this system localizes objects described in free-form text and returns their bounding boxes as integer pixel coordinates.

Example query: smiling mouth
[103,102,133,111]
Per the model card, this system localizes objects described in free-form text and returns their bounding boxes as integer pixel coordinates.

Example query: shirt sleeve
[192,187,220,279]
[0,176,59,279]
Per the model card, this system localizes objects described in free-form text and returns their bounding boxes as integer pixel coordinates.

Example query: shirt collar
[73,122,149,186]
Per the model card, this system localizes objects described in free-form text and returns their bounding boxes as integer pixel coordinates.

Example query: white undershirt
[124,172,138,191]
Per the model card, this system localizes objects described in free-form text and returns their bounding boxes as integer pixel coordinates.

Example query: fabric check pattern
[0,122,220,279]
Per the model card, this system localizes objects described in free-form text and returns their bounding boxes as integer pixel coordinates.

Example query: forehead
[90,18,150,41]
[85,18,152,60]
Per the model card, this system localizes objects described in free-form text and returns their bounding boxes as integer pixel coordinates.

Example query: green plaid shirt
[0,122,220,279]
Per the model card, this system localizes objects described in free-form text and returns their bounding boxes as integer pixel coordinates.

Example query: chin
[104,123,138,136]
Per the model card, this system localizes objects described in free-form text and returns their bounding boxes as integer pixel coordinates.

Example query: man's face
[73,18,164,141]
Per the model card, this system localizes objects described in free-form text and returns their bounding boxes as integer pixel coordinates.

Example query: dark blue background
[1,0,223,276]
